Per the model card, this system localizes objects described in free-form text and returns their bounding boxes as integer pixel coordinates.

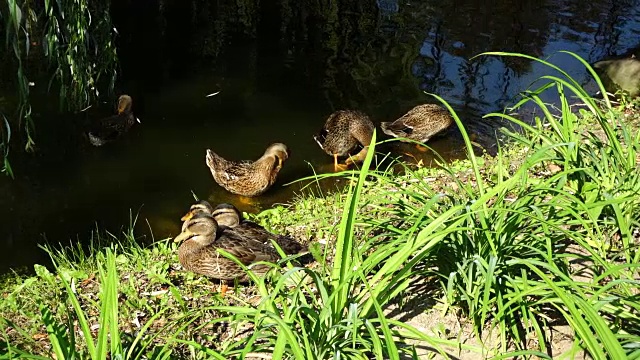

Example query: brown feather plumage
[87,95,139,146]
[380,104,452,143]
[314,110,374,164]
[175,212,280,281]
[205,143,289,197]
[211,203,307,255]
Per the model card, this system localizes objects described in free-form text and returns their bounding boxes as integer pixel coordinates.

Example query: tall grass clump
[247,51,640,357]
[0,222,202,359]
[2,249,131,359]
[424,51,640,356]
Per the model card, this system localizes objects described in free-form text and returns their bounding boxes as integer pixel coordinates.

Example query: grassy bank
[1,52,640,359]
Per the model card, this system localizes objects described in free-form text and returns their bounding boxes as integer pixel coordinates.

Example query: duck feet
[219,281,229,297]
[334,163,349,172]
[332,153,351,171]
[415,144,429,152]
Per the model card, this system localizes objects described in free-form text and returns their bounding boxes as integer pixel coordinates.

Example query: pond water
[1,0,639,273]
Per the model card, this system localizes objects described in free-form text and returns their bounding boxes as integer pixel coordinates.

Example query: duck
[211,203,307,255]
[593,57,640,98]
[86,94,140,146]
[180,201,308,255]
[380,104,453,150]
[174,211,281,295]
[314,110,374,171]
[205,143,290,197]
[180,200,214,232]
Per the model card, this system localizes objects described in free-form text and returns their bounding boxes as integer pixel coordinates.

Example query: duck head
[212,203,242,227]
[265,143,290,168]
[116,95,133,115]
[181,200,214,221]
[174,212,219,244]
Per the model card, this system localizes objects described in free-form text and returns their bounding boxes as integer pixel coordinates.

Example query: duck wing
[215,230,281,265]
[88,114,128,141]
[236,220,307,255]
[381,119,413,137]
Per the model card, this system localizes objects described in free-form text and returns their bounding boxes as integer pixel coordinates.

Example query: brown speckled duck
[212,203,307,255]
[174,211,281,295]
[314,110,374,171]
[87,95,140,146]
[205,143,290,197]
[380,104,452,149]
[180,201,307,255]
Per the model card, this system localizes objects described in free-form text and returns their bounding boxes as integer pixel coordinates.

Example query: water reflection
[1,0,640,273]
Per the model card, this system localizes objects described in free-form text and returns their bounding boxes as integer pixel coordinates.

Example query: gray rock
[593,57,640,98]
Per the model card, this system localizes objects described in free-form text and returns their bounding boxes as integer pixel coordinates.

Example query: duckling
[87,95,140,146]
[593,57,640,98]
[212,203,307,255]
[314,110,374,171]
[380,104,453,151]
[174,212,281,294]
[205,143,290,197]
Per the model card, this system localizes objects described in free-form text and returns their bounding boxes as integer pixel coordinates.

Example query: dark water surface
[1,0,640,273]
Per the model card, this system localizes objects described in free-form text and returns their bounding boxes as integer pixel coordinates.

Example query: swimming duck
[380,104,452,150]
[174,211,281,294]
[87,94,140,146]
[211,203,307,255]
[205,143,290,197]
[180,201,308,255]
[314,110,374,171]
[593,57,640,98]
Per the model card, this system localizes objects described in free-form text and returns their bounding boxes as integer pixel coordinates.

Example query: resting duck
[314,110,374,171]
[205,143,290,197]
[180,201,307,255]
[380,104,452,150]
[87,94,140,146]
[211,203,307,255]
[174,211,281,295]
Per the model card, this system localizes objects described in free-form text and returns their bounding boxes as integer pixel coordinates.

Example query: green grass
[1,51,639,359]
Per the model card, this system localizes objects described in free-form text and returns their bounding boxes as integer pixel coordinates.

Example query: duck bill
[181,211,195,222]
[173,230,192,243]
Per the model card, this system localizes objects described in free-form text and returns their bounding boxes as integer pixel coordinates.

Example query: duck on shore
[174,210,281,296]
[180,200,307,255]
[314,110,375,171]
[176,200,309,295]
[211,203,307,255]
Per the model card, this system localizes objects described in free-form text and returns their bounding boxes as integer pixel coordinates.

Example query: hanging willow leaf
[1,0,119,175]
